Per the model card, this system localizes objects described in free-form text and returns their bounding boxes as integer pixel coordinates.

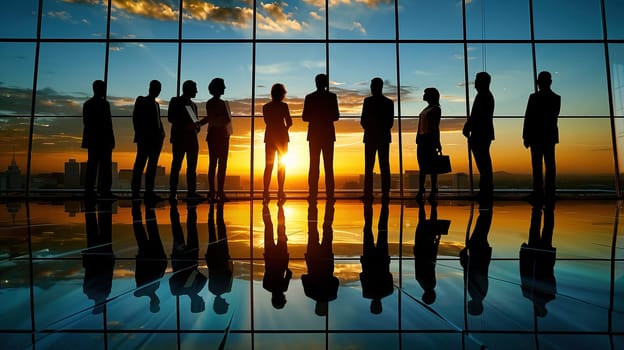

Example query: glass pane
[36,43,106,116]
[399,44,466,117]
[110,0,178,39]
[0,117,29,195]
[183,0,252,39]
[606,0,624,39]
[329,0,395,39]
[612,44,624,117]
[180,43,252,116]
[41,0,108,39]
[398,0,462,40]
[536,44,609,116]
[30,117,84,191]
[255,43,326,116]
[256,1,324,39]
[467,44,534,116]
[0,0,38,38]
[0,43,35,116]
[107,43,178,116]
[466,0,530,40]
[533,0,603,39]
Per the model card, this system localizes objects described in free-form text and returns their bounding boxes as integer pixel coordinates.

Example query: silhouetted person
[463,72,495,209]
[262,83,293,203]
[205,202,233,315]
[360,201,393,314]
[302,74,340,202]
[200,78,232,203]
[131,80,165,203]
[459,208,493,316]
[520,204,556,318]
[262,203,292,309]
[169,201,206,313]
[302,200,339,316]
[416,88,442,203]
[168,80,201,201]
[361,77,394,202]
[82,80,115,200]
[82,200,115,314]
[523,71,561,206]
[132,201,167,313]
[414,202,442,304]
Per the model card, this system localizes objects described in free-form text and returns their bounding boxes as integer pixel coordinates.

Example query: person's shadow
[360,201,394,314]
[82,200,115,315]
[520,204,557,318]
[460,208,493,316]
[132,201,168,313]
[169,201,206,313]
[413,202,450,305]
[205,202,233,315]
[262,202,292,309]
[302,200,339,316]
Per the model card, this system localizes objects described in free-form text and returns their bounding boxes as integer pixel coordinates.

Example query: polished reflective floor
[1,197,623,349]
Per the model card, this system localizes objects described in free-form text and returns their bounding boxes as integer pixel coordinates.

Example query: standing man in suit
[82,79,115,200]
[523,71,561,206]
[360,77,394,202]
[302,73,340,202]
[131,80,165,203]
[463,72,495,209]
[168,80,201,201]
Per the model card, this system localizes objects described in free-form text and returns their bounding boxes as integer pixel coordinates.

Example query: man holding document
[168,80,202,201]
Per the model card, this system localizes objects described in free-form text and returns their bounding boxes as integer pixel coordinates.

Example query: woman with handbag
[416,87,442,203]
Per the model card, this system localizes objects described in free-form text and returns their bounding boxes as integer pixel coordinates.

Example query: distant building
[1,153,25,192]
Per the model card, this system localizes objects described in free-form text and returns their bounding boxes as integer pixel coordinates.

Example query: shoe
[186,192,205,202]
[99,192,118,201]
[428,189,438,203]
[263,191,270,204]
[415,191,424,203]
[168,193,178,203]
[144,192,163,203]
[217,193,230,203]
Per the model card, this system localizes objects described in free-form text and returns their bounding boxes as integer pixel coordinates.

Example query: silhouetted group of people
[82,71,559,208]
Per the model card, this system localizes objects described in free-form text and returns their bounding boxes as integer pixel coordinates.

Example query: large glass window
[0,0,621,196]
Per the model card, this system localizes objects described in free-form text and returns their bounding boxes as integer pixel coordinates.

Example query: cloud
[352,21,366,34]
[257,2,303,32]
[47,11,73,22]
[309,11,322,20]
[184,0,252,28]
[305,0,392,8]
[111,0,178,21]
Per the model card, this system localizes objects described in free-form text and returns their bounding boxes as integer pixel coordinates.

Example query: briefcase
[434,153,452,174]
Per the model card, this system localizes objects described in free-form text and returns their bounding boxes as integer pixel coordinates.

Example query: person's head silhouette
[209,78,226,97]
[271,292,287,309]
[475,72,491,93]
[271,83,286,102]
[315,74,329,91]
[423,87,440,106]
[92,80,106,99]
[149,80,161,98]
[537,71,552,91]
[422,289,436,305]
[214,295,230,314]
[370,77,383,96]
[182,80,197,98]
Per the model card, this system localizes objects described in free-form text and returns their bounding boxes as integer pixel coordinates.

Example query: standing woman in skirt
[416,88,442,203]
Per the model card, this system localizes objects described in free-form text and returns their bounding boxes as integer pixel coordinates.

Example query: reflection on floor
[1,198,623,349]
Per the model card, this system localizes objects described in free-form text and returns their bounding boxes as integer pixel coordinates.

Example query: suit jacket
[132,95,164,144]
[168,96,198,145]
[302,90,340,143]
[523,89,561,146]
[464,91,495,142]
[360,94,394,144]
[82,96,114,149]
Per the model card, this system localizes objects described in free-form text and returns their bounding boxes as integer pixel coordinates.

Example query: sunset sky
[1,0,624,189]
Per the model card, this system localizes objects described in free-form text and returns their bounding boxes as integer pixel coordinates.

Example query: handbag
[434,152,452,174]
